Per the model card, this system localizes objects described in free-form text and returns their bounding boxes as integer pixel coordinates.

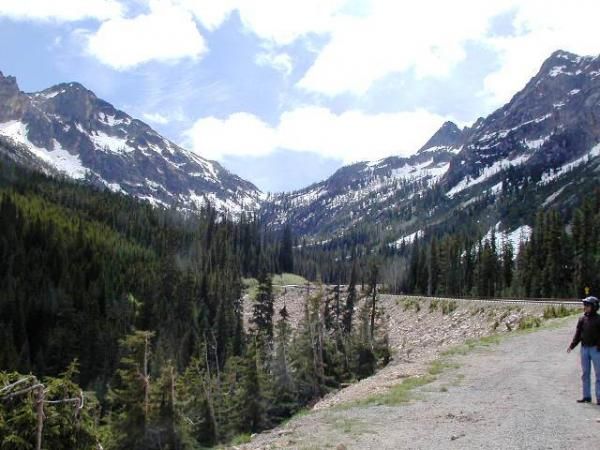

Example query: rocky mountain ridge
[261,50,600,245]
[0,73,262,215]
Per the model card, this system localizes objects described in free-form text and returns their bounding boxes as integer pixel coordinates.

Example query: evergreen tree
[251,270,274,349]
[107,331,155,450]
[343,260,357,334]
[278,224,294,273]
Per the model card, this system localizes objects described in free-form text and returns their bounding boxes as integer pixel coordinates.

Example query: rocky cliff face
[0,74,262,215]
[444,50,600,198]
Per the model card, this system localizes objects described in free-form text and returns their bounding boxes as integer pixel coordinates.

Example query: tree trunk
[35,386,45,450]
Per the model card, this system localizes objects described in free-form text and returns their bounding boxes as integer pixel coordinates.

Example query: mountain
[444,50,600,199]
[0,73,261,215]
[261,121,465,236]
[262,50,600,244]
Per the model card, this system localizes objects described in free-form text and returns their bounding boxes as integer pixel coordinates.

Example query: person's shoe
[577,398,592,403]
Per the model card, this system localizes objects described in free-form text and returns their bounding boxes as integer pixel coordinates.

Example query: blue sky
[1,0,599,193]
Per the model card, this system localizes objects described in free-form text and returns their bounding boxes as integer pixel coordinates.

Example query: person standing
[567,296,600,404]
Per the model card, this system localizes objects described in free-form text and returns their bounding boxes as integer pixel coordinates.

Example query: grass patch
[278,407,310,428]
[440,334,501,358]
[242,277,259,299]
[345,374,436,408]
[326,417,374,435]
[518,316,542,330]
[543,304,578,319]
[272,273,308,286]
[244,273,309,299]
[428,359,460,375]
[441,300,458,315]
[402,298,421,312]
[429,299,457,314]
[230,433,252,445]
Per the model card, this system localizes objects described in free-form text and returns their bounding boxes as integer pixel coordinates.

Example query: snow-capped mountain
[261,121,465,236]
[0,73,261,215]
[262,50,600,243]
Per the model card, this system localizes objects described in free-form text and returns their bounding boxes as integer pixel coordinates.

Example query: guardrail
[273,284,583,306]
[387,294,581,306]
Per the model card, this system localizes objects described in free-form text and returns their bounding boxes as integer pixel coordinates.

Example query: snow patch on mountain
[391,159,447,180]
[482,223,532,255]
[447,154,530,198]
[390,229,424,248]
[90,131,135,153]
[99,113,131,127]
[539,142,600,185]
[0,120,87,179]
[524,136,550,150]
[542,185,568,207]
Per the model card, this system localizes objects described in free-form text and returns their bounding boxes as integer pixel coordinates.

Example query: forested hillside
[290,186,600,300]
[0,158,389,449]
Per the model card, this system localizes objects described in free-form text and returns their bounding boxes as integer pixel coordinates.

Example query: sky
[1,0,600,193]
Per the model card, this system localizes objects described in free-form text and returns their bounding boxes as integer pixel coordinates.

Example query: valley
[1,41,599,449]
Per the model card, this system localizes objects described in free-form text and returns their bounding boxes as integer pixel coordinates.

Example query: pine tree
[251,270,274,349]
[271,305,296,418]
[501,237,514,295]
[278,224,294,274]
[343,260,357,334]
[107,330,155,450]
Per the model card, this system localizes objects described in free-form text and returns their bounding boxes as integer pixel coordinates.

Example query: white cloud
[481,0,600,107]
[173,0,238,31]
[0,0,122,21]
[185,112,278,160]
[185,107,450,163]
[255,51,293,76]
[298,1,514,96]
[142,112,170,125]
[180,0,346,44]
[87,0,207,70]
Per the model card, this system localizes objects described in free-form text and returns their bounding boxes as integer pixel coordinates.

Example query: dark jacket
[569,312,600,350]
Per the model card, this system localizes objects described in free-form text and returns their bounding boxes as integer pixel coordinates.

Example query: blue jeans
[580,346,600,400]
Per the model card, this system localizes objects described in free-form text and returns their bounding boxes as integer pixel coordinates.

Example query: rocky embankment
[239,290,575,449]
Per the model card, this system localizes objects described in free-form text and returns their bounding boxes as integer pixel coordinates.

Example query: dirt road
[242,317,600,449]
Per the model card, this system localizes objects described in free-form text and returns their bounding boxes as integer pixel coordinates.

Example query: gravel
[238,316,600,449]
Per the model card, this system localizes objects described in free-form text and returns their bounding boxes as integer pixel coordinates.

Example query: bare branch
[0,376,36,395]
[1,383,44,401]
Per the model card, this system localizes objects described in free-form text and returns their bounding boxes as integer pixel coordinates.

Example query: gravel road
[241,316,600,449]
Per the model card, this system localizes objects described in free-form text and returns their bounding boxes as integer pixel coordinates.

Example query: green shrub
[403,298,421,312]
[543,304,577,319]
[441,300,457,315]
[519,316,542,329]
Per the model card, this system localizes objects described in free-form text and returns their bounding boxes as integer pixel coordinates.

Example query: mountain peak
[417,121,463,153]
[0,71,20,97]
[536,49,596,79]
[549,49,580,61]
[0,70,262,215]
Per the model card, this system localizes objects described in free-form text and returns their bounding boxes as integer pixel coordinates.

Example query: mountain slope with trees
[0,157,390,449]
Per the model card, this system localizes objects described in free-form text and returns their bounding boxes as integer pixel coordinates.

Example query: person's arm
[567,317,583,352]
